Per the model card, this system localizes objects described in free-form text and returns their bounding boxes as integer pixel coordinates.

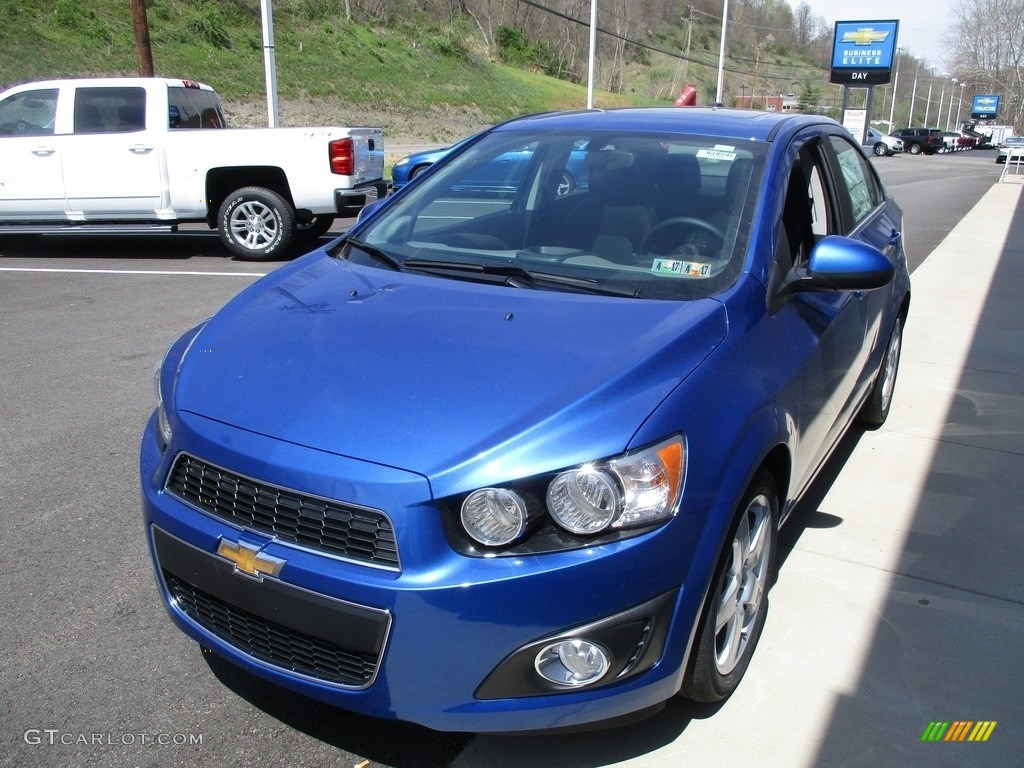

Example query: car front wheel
[218,186,294,260]
[873,143,888,157]
[681,471,778,703]
[908,143,922,155]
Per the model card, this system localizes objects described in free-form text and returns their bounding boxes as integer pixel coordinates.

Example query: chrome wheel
[230,199,280,251]
[681,471,778,703]
[713,491,773,675]
[858,316,903,427]
[217,186,294,260]
[878,319,902,413]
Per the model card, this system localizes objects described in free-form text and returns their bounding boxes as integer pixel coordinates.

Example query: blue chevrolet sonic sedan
[142,107,910,733]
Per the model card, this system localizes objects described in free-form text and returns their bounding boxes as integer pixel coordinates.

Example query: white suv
[865,127,903,157]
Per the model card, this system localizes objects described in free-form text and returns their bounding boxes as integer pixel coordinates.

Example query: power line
[516,0,829,86]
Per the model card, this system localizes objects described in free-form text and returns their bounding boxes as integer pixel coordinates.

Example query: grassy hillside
[0,0,644,142]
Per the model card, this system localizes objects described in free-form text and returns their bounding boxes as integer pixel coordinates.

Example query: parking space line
[0,267,266,277]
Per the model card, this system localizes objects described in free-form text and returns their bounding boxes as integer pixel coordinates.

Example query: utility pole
[130,0,155,76]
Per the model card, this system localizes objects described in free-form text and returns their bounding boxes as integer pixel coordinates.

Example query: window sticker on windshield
[651,258,713,277]
[696,147,737,161]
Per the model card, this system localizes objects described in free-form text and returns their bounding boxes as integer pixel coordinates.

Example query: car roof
[489,107,841,144]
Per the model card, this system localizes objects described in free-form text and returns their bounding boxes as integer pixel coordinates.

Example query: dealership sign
[829,20,899,85]
[971,94,1000,120]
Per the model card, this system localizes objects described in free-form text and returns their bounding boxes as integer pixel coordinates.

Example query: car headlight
[456,437,685,549]
[394,156,409,167]
[153,358,173,447]
[151,324,206,451]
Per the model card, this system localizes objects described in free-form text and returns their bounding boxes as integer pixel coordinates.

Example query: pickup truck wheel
[294,215,336,242]
[218,187,294,260]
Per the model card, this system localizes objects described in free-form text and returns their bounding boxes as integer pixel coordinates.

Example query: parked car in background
[143,107,910,733]
[865,127,903,156]
[392,139,589,196]
[892,127,944,155]
[996,135,1024,163]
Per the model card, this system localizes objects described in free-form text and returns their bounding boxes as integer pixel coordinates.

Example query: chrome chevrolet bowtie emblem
[841,28,890,45]
[217,539,286,581]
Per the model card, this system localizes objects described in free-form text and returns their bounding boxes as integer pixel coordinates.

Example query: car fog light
[546,467,620,534]
[535,639,610,687]
[461,488,530,546]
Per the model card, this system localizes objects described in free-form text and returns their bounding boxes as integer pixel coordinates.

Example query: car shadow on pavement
[776,425,866,569]
[202,649,473,768]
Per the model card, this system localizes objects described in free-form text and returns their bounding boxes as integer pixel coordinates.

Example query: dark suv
[892,128,944,155]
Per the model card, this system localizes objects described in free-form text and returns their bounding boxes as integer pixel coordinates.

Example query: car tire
[681,471,778,703]
[858,316,903,428]
[873,143,888,157]
[294,215,336,242]
[908,143,922,155]
[218,186,294,261]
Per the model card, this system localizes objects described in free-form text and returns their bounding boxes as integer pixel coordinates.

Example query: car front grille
[164,571,380,687]
[165,453,399,569]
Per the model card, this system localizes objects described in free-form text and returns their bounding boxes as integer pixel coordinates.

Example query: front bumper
[140,411,706,732]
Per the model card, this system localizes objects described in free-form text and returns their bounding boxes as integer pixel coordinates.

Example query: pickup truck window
[168,86,225,129]
[74,87,146,133]
[0,89,58,136]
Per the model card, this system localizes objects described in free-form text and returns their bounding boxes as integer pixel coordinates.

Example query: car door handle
[128,145,154,154]
[31,147,56,156]
[889,229,902,245]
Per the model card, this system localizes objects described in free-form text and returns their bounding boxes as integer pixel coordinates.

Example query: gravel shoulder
[223,97,496,156]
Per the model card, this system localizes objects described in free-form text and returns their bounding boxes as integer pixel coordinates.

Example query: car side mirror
[773,235,894,311]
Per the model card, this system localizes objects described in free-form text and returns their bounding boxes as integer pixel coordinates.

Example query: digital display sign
[971,94,1000,120]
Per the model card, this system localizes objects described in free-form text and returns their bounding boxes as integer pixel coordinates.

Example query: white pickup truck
[0,77,386,259]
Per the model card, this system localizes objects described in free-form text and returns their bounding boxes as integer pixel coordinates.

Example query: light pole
[908,58,923,126]
[945,78,958,130]
[923,66,936,126]
[715,0,730,104]
[954,82,966,128]
[888,47,904,129]
[937,74,948,131]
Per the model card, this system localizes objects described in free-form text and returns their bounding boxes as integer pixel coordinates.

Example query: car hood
[176,255,727,495]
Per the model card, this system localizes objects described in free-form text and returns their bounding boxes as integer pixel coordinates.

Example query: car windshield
[338,129,765,301]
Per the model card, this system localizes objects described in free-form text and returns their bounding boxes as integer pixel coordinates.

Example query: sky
[803,0,957,71]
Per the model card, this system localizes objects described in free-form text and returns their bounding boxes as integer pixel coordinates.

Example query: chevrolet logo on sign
[841,28,890,45]
[217,539,286,581]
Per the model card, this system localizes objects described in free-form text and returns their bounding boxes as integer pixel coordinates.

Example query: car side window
[74,87,146,133]
[0,89,58,136]
[829,135,882,228]
[167,87,225,129]
[777,144,831,271]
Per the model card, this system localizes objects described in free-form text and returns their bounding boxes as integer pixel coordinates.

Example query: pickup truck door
[60,86,164,217]
[0,88,66,217]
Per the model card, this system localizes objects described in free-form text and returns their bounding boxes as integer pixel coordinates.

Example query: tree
[944,0,1024,128]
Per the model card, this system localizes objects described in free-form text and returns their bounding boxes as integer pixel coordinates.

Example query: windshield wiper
[343,237,404,271]
[401,259,642,297]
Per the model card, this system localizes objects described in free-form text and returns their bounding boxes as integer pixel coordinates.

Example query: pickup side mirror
[774,235,895,310]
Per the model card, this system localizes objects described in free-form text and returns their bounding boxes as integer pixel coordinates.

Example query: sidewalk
[454,180,1024,767]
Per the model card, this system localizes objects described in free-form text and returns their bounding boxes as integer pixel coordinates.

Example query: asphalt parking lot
[2,151,1020,767]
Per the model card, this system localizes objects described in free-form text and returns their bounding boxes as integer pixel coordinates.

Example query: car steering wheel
[642,217,725,256]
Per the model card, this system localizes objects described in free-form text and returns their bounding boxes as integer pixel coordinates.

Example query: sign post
[829,20,899,145]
